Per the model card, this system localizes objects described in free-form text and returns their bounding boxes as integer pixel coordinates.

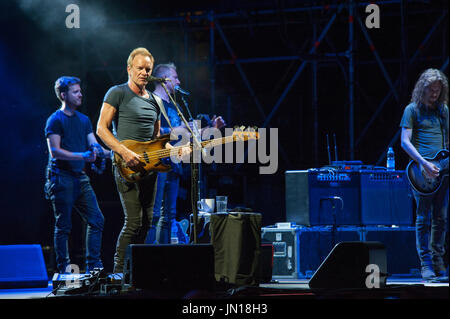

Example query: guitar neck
[199,135,236,149]
[157,135,239,160]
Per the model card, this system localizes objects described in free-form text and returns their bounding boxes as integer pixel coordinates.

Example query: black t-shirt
[103,83,161,142]
[45,109,93,173]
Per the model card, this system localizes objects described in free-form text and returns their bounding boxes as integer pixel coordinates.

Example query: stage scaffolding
[86,0,448,168]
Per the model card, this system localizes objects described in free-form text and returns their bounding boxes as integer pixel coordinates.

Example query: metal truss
[90,0,448,169]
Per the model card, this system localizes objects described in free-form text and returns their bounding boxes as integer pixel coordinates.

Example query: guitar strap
[152,93,173,130]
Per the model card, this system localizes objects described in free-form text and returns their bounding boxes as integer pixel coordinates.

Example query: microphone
[175,85,190,96]
[147,75,167,83]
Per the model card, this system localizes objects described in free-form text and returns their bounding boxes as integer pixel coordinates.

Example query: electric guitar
[406,149,449,195]
[114,127,259,183]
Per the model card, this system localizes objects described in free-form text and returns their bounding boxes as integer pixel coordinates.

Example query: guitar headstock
[232,126,260,141]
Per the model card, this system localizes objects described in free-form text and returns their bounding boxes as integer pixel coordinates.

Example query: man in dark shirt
[45,76,107,273]
[97,48,190,273]
[148,63,225,244]
[400,68,449,281]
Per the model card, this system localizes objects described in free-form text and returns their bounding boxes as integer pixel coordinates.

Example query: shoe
[433,264,448,277]
[421,265,437,281]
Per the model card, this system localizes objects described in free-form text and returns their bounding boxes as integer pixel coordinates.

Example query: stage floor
[0,276,447,300]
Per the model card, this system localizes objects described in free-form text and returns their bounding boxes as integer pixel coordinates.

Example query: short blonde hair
[127,47,154,68]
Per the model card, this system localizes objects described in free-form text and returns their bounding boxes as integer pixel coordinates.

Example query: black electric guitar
[406,149,449,195]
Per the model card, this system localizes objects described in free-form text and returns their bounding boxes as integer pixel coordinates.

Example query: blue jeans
[146,171,180,244]
[412,176,449,268]
[45,170,104,273]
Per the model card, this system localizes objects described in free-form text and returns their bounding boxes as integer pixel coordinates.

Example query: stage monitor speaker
[123,244,215,295]
[308,241,387,289]
[0,245,48,289]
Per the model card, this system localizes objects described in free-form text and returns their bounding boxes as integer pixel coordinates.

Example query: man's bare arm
[96,102,140,167]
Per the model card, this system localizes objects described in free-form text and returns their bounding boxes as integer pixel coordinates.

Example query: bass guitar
[114,127,259,183]
[406,149,449,195]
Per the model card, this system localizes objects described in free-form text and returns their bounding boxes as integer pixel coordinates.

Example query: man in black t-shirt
[97,48,190,273]
[45,76,108,273]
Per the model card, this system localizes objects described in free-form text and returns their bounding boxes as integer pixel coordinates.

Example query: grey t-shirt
[400,102,449,158]
[103,83,161,141]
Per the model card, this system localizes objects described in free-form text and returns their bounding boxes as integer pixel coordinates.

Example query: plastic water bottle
[170,220,179,244]
[387,147,395,171]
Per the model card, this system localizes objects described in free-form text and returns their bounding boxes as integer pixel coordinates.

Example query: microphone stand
[179,94,203,245]
[180,94,202,211]
[160,81,202,244]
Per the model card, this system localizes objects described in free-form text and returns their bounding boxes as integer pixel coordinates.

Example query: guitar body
[114,135,172,183]
[406,149,449,196]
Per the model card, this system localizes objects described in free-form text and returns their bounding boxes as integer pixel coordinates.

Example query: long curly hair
[411,69,448,112]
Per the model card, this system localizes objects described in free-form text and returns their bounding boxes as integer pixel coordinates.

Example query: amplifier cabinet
[261,226,360,279]
[285,170,361,226]
[285,170,414,226]
[308,170,361,225]
[285,170,309,226]
[361,226,420,276]
[360,171,413,225]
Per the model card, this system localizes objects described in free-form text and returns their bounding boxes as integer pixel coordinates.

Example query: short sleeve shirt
[400,103,449,158]
[45,109,93,173]
[103,83,161,142]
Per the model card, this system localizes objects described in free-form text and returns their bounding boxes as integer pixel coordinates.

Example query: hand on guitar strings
[422,160,440,179]
[122,147,141,167]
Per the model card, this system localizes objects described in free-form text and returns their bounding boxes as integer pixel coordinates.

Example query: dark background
[0,0,448,272]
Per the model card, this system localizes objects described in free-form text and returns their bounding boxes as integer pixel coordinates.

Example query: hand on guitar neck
[164,142,192,162]
[114,127,259,183]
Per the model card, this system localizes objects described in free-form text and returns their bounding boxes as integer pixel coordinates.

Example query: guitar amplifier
[286,169,414,226]
[361,226,420,275]
[285,170,361,226]
[360,170,413,225]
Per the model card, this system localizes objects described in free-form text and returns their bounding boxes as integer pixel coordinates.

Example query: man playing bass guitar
[96,48,189,274]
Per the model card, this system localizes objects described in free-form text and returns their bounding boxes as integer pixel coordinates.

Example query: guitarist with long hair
[400,68,449,281]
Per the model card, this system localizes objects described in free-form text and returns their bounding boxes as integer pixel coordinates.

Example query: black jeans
[113,167,157,273]
[45,170,104,273]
